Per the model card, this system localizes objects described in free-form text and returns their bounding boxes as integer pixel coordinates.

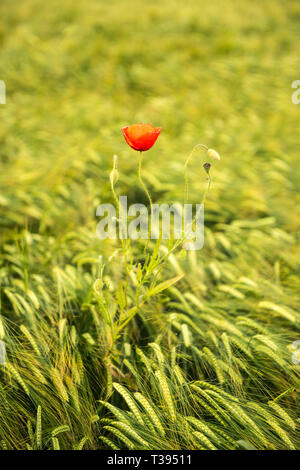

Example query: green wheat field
[0,0,299,450]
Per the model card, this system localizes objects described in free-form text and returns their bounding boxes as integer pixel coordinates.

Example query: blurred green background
[0,0,299,450]
[1,0,299,235]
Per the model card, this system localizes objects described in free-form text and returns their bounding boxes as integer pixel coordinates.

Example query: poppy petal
[122,124,161,151]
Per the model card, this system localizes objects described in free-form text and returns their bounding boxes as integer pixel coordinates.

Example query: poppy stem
[183,143,208,203]
[183,143,208,234]
[150,169,212,287]
[191,171,211,227]
[138,151,153,250]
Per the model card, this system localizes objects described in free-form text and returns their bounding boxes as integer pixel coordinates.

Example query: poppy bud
[207,148,221,161]
[110,155,119,185]
[203,162,211,174]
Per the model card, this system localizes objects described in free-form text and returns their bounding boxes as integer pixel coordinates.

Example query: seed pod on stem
[207,148,221,161]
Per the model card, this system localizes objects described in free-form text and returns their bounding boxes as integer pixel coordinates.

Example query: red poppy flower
[122,123,161,151]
